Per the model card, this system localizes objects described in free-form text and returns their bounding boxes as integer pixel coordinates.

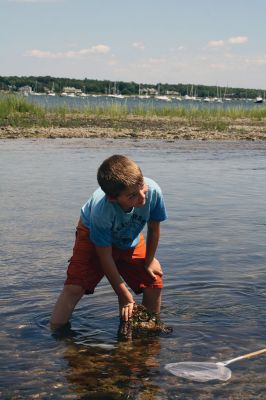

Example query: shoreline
[1,115,266,140]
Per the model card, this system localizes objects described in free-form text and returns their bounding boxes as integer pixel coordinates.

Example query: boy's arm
[145,220,163,280]
[95,246,135,321]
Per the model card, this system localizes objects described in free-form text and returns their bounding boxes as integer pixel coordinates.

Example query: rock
[118,304,172,340]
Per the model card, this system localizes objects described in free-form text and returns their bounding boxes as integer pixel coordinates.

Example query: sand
[1,115,266,140]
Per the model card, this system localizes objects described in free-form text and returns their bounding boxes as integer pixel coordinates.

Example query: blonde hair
[97,155,143,197]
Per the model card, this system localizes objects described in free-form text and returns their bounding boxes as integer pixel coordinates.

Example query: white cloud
[169,45,184,53]
[199,56,208,61]
[209,63,227,70]
[132,42,145,50]
[24,45,110,59]
[207,36,248,48]
[208,40,225,47]
[133,58,166,70]
[245,55,266,66]
[148,57,166,65]
[228,36,248,44]
[107,56,118,66]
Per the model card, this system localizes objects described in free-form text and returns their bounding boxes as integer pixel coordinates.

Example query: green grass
[0,94,46,127]
[1,93,266,129]
[70,102,266,120]
[79,103,266,119]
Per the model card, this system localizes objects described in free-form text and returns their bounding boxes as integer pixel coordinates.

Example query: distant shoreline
[1,115,266,140]
[1,94,266,140]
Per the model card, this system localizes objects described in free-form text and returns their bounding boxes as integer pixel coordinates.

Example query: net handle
[225,348,266,366]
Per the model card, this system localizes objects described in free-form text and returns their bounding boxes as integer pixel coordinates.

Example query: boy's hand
[118,292,135,321]
[145,258,163,280]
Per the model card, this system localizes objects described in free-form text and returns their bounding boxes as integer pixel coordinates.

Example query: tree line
[0,75,264,99]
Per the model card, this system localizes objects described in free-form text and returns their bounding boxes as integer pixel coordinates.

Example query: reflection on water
[62,336,162,399]
[1,139,266,399]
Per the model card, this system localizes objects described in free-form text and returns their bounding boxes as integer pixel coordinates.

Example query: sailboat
[138,84,150,99]
[213,86,223,103]
[108,82,124,98]
[184,85,196,100]
[155,84,171,101]
[31,80,42,95]
[47,82,56,96]
[254,95,263,104]
[155,95,171,101]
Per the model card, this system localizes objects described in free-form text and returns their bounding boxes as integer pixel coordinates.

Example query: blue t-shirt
[80,177,167,249]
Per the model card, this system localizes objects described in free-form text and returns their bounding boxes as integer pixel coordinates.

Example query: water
[1,138,266,399]
[26,93,264,111]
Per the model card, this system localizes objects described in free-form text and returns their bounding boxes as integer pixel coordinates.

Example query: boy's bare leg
[50,284,85,330]
[142,288,161,314]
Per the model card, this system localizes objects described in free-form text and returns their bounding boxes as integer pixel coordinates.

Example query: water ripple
[1,139,266,399]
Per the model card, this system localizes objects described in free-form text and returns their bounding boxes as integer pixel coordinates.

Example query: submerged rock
[118,304,172,340]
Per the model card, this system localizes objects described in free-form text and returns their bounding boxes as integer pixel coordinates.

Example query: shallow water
[1,138,266,399]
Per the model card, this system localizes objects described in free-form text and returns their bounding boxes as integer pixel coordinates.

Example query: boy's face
[113,181,148,211]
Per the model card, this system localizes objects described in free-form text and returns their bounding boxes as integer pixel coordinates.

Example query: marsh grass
[1,94,266,130]
[0,94,46,127]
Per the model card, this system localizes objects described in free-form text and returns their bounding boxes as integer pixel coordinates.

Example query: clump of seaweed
[118,304,172,340]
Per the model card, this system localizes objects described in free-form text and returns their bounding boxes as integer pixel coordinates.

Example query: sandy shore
[1,115,266,140]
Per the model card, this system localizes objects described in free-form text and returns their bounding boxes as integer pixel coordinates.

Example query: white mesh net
[165,361,232,382]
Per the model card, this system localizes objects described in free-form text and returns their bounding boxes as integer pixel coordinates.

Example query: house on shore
[61,87,84,97]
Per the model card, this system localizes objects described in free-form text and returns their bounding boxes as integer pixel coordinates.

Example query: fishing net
[165,361,232,382]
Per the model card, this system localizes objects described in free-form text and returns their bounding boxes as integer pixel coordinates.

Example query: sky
[1,0,266,90]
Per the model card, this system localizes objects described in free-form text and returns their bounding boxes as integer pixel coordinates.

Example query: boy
[50,154,167,330]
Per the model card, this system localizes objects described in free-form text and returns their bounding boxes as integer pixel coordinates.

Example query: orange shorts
[65,220,163,294]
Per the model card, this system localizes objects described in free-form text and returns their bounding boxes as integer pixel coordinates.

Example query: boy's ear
[107,195,117,203]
